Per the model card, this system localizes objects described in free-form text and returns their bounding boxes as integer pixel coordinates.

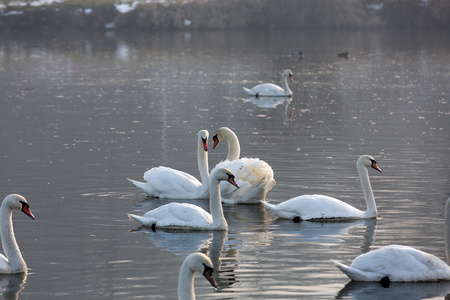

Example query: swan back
[178,252,217,300]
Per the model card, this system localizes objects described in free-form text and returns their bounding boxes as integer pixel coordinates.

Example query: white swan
[0,194,35,274]
[332,197,450,284]
[261,155,381,221]
[243,69,293,97]
[211,127,276,204]
[127,168,239,230]
[178,252,217,300]
[127,130,210,199]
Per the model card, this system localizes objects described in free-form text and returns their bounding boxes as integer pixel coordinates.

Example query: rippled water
[0,29,449,299]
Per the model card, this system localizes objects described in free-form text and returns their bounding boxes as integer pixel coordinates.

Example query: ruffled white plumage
[212,127,275,204]
[212,158,274,204]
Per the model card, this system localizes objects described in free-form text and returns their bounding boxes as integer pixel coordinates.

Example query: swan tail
[261,200,277,212]
[127,213,155,227]
[243,87,256,96]
[332,260,379,281]
[127,178,155,196]
[260,200,298,219]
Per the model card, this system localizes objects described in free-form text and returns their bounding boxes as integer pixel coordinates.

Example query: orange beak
[21,204,35,220]
[371,161,382,173]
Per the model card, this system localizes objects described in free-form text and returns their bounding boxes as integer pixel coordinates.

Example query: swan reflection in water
[336,280,450,300]
[130,227,239,290]
[268,218,377,252]
[128,198,274,290]
[0,273,27,300]
[244,96,293,124]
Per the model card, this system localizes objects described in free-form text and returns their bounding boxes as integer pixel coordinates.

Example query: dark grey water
[0,29,449,299]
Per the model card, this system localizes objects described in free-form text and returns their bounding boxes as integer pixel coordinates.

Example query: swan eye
[203,263,214,273]
[201,137,208,151]
[212,135,220,150]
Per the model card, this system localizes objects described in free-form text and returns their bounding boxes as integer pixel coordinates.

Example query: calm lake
[0,29,449,299]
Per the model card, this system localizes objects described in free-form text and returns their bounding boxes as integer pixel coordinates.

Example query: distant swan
[127,130,210,199]
[127,168,239,230]
[211,127,275,204]
[243,69,293,97]
[338,51,349,59]
[290,51,303,59]
[178,252,217,300]
[0,194,35,274]
[332,197,450,284]
[261,155,381,221]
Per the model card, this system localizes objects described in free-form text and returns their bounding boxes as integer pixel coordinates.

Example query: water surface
[0,29,449,299]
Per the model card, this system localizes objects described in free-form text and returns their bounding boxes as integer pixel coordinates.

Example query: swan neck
[445,198,450,264]
[281,73,292,96]
[357,162,377,218]
[0,204,25,272]
[225,131,240,161]
[197,137,210,187]
[209,177,227,229]
[178,260,196,300]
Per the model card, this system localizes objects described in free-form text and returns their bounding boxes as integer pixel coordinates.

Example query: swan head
[283,69,293,82]
[3,194,35,220]
[212,127,233,150]
[185,252,217,288]
[198,130,209,151]
[212,168,239,189]
[358,155,382,173]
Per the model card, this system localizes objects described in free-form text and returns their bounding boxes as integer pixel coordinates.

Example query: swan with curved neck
[243,69,293,97]
[128,130,210,199]
[212,127,276,204]
[178,252,217,300]
[332,197,450,283]
[261,155,381,221]
[0,194,35,274]
[127,168,238,230]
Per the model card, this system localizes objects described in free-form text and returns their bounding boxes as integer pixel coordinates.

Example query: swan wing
[262,194,364,220]
[332,260,383,282]
[142,167,203,198]
[249,83,286,96]
[0,255,12,273]
[213,158,275,204]
[345,245,450,282]
[128,202,213,229]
